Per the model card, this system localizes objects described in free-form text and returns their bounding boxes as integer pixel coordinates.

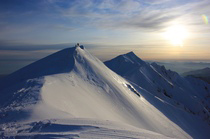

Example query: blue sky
[0,0,210,74]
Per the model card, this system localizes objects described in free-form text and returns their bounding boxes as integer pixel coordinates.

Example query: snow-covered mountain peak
[0,46,145,124]
[124,51,135,57]
[123,51,144,65]
[1,46,210,138]
[0,46,89,91]
[105,51,210,138]
[0,47,74,91]
[104,51,146,76]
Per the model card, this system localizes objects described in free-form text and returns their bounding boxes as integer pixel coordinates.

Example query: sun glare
[164,25,188,47]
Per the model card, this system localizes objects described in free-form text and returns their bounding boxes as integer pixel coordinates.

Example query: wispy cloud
[0,0,210,75]
[1,0,210,34]
[39,0,210,31]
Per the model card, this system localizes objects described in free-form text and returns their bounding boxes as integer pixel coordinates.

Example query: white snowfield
[0,46,209,138]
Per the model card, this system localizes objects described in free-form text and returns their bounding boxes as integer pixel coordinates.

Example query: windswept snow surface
[1,118,174,139]
[0,46,200,138]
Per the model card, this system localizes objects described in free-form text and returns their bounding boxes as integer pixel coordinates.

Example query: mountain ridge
[105,51,210,138]
[0,46,209,138]
[0,47,76,92]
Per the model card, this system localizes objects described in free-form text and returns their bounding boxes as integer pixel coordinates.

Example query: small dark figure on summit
[75,43,80,47]
[75,43,84,49]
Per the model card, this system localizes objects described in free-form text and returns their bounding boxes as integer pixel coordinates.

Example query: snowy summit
[0,46,209,138]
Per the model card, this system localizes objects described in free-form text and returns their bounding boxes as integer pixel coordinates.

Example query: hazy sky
[0,0,210,74]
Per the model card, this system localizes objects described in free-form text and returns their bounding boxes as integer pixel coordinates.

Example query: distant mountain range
[152,61,210,74]
[0,46,209,138]
[182,67,210,84]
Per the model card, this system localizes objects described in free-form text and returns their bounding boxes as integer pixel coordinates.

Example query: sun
[164,25,188,47]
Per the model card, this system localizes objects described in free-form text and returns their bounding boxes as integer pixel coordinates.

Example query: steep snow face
[105,52,210,139]
[0,47,76,122]
[0,47,75,91]
[0,47,76,124]
[40,47,190,138]
[0,46,191,138]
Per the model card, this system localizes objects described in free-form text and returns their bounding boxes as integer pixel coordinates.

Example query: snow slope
[1,119,174,139]
[105,51,210,139]
[0,46,200,138]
